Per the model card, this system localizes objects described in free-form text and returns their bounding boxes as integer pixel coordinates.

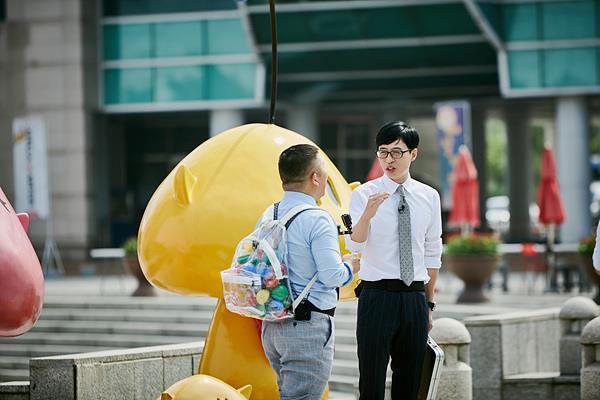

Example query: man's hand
[428,309,433,332]
[350,192,390,244]
[362,192,390,220]
[343,253,361,274]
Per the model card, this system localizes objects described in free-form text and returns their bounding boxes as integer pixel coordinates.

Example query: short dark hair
[376,121,419,150]
[278,144,320,185]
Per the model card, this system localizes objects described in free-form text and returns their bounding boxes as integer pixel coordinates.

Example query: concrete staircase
[2,273,565,395]
[0,294,363,393]
[0,296,217,383]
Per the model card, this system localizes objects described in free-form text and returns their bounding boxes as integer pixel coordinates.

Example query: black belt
[306,301,336,317]
[362,279,425,292]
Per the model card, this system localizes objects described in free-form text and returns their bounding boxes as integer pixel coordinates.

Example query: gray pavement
[43,268,595,311]
[8,271,597,398]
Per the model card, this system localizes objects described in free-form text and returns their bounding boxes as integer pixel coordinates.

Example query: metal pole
[268,0,278,124]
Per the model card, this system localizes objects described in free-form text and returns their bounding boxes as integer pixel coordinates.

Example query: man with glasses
[345,121,443,399]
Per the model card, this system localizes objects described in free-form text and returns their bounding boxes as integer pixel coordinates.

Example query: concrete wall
[0,382,29,400]
[28,341,203,400]
[464,308,574,400]
[0,0,99,266]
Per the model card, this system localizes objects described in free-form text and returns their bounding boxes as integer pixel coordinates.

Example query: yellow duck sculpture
[139,123,359,399]
[160,374,252,400]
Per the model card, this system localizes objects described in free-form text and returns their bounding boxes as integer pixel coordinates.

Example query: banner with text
[434,101,471,210]
[12,116,49,219]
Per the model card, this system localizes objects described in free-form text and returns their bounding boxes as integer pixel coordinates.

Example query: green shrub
[445,235,500,256]
[122,237,137,257]
[578,235,596,256]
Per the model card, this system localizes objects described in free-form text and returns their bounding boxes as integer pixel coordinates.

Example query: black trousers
[356,287,428,400]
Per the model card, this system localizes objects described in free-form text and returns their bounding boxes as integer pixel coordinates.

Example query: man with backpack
[261,143,359,400]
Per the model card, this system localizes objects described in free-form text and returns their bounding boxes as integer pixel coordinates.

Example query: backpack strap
[277,204,328,310]
[279,204,319,227]
[292,273,319,311]
[259,204,317,280]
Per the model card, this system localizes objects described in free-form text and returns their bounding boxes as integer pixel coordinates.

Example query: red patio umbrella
[536,145,566,291]
[366,158,384,181]
[536,145,566,226]
[449,145,480,234]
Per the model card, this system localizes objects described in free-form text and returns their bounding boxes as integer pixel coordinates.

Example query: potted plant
[443,235,500,303]
[578,235,600,304]
[122,237,156,297]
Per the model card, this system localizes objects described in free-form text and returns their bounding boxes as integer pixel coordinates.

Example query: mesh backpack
[221,202,321,321]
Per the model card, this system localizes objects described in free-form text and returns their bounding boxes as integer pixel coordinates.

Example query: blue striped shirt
[263,191,352,310]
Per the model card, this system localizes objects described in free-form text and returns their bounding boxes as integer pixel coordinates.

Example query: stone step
[332,358,359,377]
[334,330,357,345]
[44,296,217,311]
[334,302,358,316]
[0,344,114,359]
[0,369,29,383]
[0,332,194,348]
[331,358,392,379]
[333,343,357,361]
[329,374,358,393]
[328,390,357,400]
[30,320,208,337]
[38,308,215,324]
[0,357,29,370]
[332,315,356,330]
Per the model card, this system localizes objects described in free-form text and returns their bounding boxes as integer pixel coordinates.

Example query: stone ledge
[30,341,204,366]
[0,381,30,393]
[504,372,559,382]
[464,308,560,327]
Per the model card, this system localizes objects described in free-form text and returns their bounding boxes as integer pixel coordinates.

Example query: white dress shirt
[345,174,443,283]
[593,220,600,270]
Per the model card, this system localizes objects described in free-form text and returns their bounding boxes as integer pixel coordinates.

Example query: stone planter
[444,255,499,303]
[123,256,157,296]
[579,255,600,304]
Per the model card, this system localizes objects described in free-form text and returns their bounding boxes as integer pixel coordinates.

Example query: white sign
[12,116,49,219]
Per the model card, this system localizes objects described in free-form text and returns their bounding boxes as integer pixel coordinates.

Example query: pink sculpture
[0,186,44,336]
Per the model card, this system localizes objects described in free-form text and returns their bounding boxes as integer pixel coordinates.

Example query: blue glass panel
[508,50,541,89]
[208,63,255,99]
[154,21,205,58]
[542,1,596,40]
[155,66,206,101]
[207,19,251,54]
[104,68,152,104]
[104,24,151,60]
[544,48,598,87]
[477,3,502,38]
[503,4,537,42]
[103,0,236,16]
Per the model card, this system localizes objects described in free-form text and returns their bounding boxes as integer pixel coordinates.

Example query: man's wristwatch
[427,301,436,311]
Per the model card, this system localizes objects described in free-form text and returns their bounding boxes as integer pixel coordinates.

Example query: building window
[0,0,5,22]
[104,63,256,104]
[103,19,251,61]
[102,15,261,109]
[102,0,236,17]
[319,118,378,183]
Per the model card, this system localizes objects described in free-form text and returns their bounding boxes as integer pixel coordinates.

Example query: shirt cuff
[342,262,353,286]
[344,234,366,252]
[425,256,442,269]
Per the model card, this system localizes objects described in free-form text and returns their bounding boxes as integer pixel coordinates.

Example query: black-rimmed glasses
[376,149,411,160]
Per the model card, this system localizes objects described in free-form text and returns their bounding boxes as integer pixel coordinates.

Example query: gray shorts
[262,312,335,400]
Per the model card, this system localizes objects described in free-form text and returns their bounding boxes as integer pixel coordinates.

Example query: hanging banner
[12,116,50,219]
[434,101,471,210]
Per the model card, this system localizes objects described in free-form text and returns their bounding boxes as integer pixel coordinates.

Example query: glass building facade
[1,0,598,256]
[101,0,264,111]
